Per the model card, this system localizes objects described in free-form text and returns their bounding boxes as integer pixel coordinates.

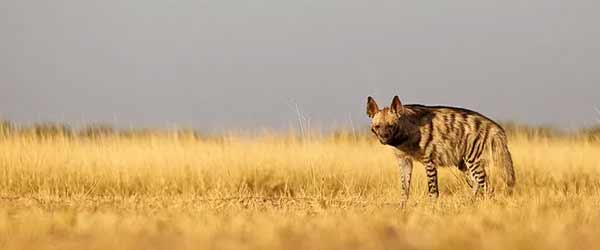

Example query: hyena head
[366,96,414,145]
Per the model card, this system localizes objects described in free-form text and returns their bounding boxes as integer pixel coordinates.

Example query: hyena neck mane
[390,104,503,154]
[404,104,504,129]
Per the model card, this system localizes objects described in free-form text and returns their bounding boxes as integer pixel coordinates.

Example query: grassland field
[0,124,599,250]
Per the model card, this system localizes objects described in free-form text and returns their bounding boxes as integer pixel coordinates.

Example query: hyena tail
[490,132,516,192]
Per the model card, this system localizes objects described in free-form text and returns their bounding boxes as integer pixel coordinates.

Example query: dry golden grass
[0,131,599,250]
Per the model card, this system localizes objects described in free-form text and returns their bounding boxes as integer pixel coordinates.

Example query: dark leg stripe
[426,162,438,194]
[468,163,479,171]
[426,166,437,177]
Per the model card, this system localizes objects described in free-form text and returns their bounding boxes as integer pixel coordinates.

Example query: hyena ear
[366,96,379,118]
[390,96,404,114]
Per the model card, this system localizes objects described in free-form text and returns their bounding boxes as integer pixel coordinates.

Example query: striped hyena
[366,96,516,199]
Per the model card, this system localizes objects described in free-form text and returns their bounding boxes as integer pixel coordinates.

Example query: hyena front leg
[425,161,439,198]
[466,160,488,195]
[396,156,413,201]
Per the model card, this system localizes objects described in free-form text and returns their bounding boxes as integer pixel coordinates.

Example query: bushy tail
[490,132,516,191]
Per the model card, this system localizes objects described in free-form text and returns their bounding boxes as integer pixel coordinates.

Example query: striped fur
[367,96,516,199]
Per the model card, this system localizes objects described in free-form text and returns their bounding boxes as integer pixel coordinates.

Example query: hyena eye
[373,125,380,129]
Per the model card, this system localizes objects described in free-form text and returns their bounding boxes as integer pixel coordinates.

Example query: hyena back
[366,96,516,199]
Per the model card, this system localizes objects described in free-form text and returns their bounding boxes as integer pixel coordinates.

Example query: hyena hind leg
[457,160,474,189]
[463,170,475,189]
[466,160,488,196]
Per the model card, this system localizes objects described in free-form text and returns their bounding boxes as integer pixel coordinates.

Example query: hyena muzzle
[366,96,516,199]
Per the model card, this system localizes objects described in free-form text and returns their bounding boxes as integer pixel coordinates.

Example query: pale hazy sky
[1,0,599,131]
